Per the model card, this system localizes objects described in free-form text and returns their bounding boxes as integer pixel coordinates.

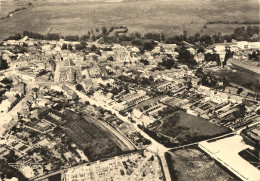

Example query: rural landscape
[0,0,260,181]
[0,0,259,40]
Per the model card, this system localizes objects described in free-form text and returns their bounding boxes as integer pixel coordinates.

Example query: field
[165,148,237,181]
[159,111,230,144]
[207,65,260,93]
[44,109,130,161]
[61,111,126,161]
[0,0,259,40]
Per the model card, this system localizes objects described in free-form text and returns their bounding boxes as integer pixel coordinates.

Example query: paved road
[0,93,28,135]
[158,153,172,181]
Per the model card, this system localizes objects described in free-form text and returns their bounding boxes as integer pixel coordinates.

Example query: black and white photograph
[0,0,259,180]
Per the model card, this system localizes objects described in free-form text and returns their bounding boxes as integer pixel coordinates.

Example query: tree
[80,35,89,41]
[76,84,83,91]
[178,46,196,65]
[161,34,165,42]
[61,43,67,50]
[68,44,73,51]
[223,49,233,66]
[0,57,8,70]
[75,44,84,50]
[143,41,157,51]
[90,44,97,52]
[102,26,107,35]
[4,150,18,163]
[159,57,176,69]
[92,35,96,41]
[107,56,114,61]
[140,59,149,65]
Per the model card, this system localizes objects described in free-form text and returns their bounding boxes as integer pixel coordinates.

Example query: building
[10,82,26,95]
[214,45,226,53]
[236,41,249,50]
[194,52,205,63]
[161,44,177,53]
[62,85,78,100]
[54,59,82,84]
[210,91,229,104]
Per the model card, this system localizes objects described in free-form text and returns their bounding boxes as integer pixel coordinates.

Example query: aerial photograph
[0,0,259,180]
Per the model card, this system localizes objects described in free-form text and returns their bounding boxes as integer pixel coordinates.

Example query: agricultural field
[0,0,259,40]
[165,148,237,181]
[158,111,230,145]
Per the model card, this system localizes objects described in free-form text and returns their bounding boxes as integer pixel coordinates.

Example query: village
[0,30,259,180]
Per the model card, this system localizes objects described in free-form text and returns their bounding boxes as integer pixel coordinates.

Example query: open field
[165,148,237,181]
[0,0,259,40]
[42,109,130,161]
[207,64,260,93]
[61,111,128,161]
[159,111,230,144]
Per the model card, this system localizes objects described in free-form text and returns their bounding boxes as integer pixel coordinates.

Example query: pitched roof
[132,109,143,119]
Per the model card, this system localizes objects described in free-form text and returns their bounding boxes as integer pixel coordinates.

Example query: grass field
[0,0,259,40]
[159,111,230,144]
[165,148,237,181]
[207,65,260,93]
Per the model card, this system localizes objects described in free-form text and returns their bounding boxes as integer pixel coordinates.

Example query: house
[249,42,260,50]
[197,85,211,96]
[205,49,213,54]
[97,77,114,86]
[10,82,26,95]
[62,85,78,100]
[132,109,143,120]
[161,44,177,53]
[121,91,148,107]
[230,45,238,52]
[22,101,31,112]
[152,46,161,53]
[194,52,205,63]
[229,95,243,104]
[187,48,196,55]
[236,41,249,50]
[42,45,52,52]
[191,78,200,86]
[210,91,229,104]
[0,99,11,112]
[31,107,50,119]
[214,45,226,53]
[7,96,18,110]
[131,47,140,53]
[88,64,102,78]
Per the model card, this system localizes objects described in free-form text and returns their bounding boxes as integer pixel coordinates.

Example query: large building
[54,59,82,84]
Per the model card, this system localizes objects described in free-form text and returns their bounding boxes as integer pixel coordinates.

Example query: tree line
[207,20,260,25]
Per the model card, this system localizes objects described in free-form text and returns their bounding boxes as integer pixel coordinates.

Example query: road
[0,92,30,136]
[68,85,172,180]
[65,84,260,181]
